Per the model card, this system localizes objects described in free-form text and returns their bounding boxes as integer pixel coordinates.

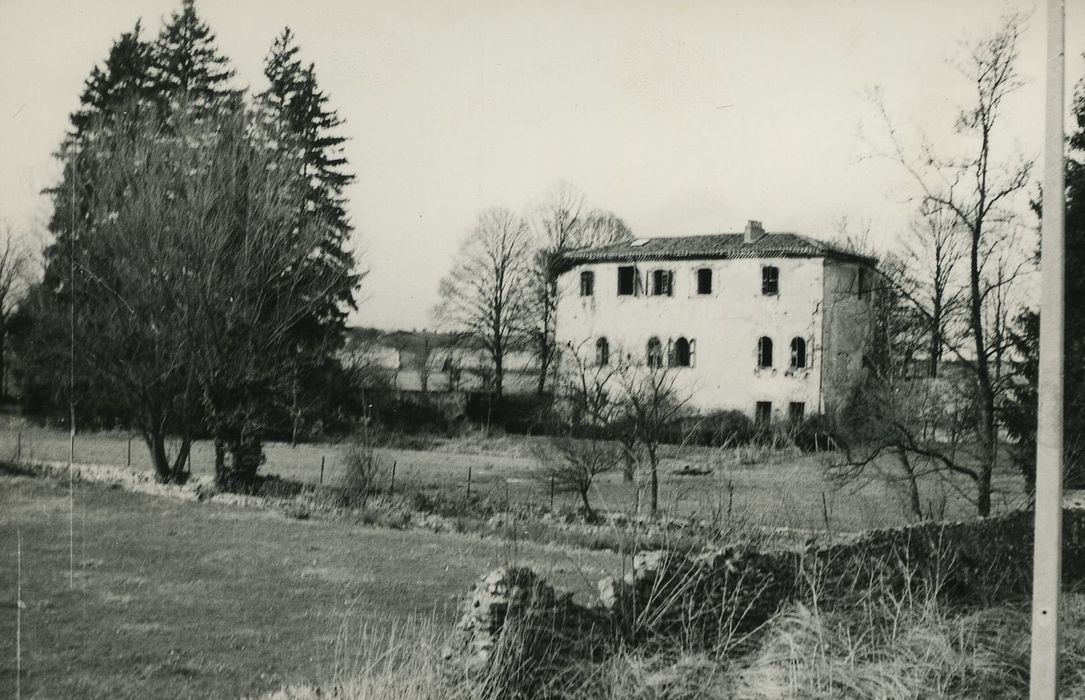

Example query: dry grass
[0,474,618,698]
[0,417,1028,533]
[267,591,1085,700]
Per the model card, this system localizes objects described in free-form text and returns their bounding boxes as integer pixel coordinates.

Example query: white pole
[16,529,21,700]
[69,155,76,590]
[1029,0,1065,696]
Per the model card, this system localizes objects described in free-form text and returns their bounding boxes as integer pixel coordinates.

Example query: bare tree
[529,183,633,396]
[901,205,967,378]
[579,209,634,248]
[830,372,977,521]
[532,437,620,519]
[435,208,534,400]
[0,227,31,398]
[614,359,690,518]
[870,15,1034,515]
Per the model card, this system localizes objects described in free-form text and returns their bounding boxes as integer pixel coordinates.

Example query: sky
[1,0,1083,330]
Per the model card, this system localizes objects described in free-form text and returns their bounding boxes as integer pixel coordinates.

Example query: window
[651,269,674,296]
[580,271,594,297]
[646,337,663,368]
[762,266,779,295]
[790,337,807,368]
[618,266,636,296]
[755,401,772,426]
[757,336,773,368]
[696,268,712,294]
[670,337,693,367]
[857,266,868,299]
[595,337,609,366]
[788,402,805,424]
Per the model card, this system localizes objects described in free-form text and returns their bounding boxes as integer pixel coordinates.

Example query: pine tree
[258,27,359,440]
[1004,58,1085,491]
[260,27,355,308]
[149,0,239,112]
[43,22,154,288]
[70,21,154,136]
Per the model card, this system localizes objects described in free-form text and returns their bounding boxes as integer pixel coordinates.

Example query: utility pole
[68,152,77,590]
[1029,0,1065,696]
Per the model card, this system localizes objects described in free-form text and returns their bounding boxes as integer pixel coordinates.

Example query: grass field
[0,417,1028,532]
[0,475,619,698]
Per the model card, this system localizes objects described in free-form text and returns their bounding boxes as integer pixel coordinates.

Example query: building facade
[554,221,875,423]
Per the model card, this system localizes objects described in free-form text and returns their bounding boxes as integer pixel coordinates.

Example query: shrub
[679,411,755,447]
[792,413,846,452]
[339,432,386,508]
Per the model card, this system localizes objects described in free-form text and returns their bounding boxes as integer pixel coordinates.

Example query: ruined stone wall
[446,507,1085,687]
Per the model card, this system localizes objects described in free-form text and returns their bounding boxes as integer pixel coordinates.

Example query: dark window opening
[595,337,609,366]
[670,337,692,367]
[762,266,779,296]
[580,271,594,297]
[618,266,636,296]
[789,402,805,424]
[755,401,772,426]
[646,337,663,368]
[651,269,674,296]
[790,337,807,368]
[697,268,712,294]
[757,336,773,368]
[858,266,867,299]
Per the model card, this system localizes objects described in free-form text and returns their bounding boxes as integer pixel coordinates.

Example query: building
[553,221,876,423]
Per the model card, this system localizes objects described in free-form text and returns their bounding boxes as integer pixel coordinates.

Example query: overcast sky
[1,0,1082,330]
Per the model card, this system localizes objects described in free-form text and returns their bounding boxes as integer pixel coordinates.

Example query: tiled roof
[559,232,875,268]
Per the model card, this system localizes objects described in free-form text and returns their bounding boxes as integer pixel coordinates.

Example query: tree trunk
[147,431,191,484]
[493,350,504,400]
[536,338,550,396]
[648,444,659,517]
[622,448,635,483]
[898,447,923,521]
[579,488,594,519]
[0,326,6,398]
[969,221,996,517]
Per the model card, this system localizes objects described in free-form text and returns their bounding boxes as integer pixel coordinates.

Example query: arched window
[671,337,692,367]
[595,337,610,366]
[790,337,807,368]
[757,336,773,368]
[646,337,663,368]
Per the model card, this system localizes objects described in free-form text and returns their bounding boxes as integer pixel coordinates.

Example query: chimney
[743,220,764,243]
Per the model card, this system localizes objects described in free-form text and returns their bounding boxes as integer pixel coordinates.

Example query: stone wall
[446,507,1085,689]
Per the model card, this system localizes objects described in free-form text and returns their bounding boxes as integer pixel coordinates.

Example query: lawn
[0,417,1028,532]
[0,475,619,698]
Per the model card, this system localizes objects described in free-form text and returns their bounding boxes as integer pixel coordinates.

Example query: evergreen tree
[1004,57,1085,491]
[258,28,359,440]
[70,21,155,136]
[260,27,356,316]
[148,0,239,111]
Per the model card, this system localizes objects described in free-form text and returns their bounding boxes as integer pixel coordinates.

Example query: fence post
[320,455,325,485]
[389,460,397,497]
[467,466,472,499]
[505,480,510,512]
[127,436,132,467]
[16,430,21,461]
[549,474,555,510]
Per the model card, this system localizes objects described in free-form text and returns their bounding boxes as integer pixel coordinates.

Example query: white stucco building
[554,221,876,423]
